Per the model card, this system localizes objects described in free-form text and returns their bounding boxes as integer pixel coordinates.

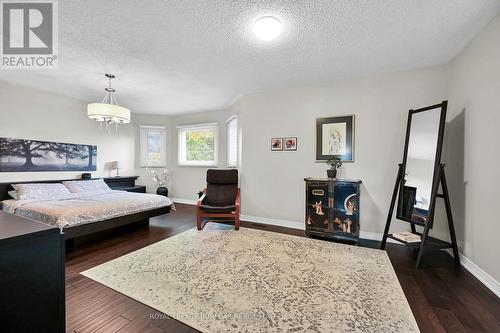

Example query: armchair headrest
[206,169,238,185]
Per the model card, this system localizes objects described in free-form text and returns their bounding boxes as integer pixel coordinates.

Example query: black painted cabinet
[0,211,65,332]
[305,178,362,243]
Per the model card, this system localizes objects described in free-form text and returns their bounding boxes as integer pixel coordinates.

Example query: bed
[0,178,173,241]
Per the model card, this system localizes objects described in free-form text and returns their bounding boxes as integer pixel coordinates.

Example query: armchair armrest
[197,189,206,206]
[235,188,240,207]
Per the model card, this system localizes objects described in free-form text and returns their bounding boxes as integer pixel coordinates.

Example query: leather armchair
[196,169,240,230]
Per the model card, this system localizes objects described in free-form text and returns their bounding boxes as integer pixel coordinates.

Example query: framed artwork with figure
[315,115,354,162]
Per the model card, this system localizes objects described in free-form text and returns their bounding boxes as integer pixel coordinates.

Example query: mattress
[2,190,173,229]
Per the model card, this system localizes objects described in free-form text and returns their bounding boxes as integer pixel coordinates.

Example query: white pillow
[62,179,112,193]
[13,183,72,200]
[8,190,17,200]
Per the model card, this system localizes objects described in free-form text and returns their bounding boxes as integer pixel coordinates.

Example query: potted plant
[326,157,342,179]
[147,168,169,197]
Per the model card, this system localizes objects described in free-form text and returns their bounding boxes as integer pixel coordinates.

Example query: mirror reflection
[398,108,441,223]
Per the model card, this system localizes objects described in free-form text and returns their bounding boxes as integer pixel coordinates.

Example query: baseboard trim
[458,253,500,298]
[240,214,398,243]
[240,214,304,230]
[172,206,500,298]
[359,230,390,242]
[171,198,197,205]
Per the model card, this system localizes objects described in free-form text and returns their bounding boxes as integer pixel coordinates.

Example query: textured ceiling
[1,0,499,115]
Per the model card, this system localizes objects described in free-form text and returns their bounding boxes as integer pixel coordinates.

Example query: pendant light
[87,74,131,132]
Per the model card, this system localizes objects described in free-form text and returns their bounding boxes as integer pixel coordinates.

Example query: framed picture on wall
[271,138,283,151]
[284,137,297,151]
[316,115,355,162]
[140,125,167,167]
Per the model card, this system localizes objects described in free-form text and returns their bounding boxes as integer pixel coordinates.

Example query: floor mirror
[381,101,460,268]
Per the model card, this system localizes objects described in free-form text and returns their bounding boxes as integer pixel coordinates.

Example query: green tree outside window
[186,129,215,161]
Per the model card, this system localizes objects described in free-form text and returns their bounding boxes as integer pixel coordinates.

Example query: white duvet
[2,190,173,229]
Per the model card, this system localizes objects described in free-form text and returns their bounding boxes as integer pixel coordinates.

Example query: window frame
[226,115,239,168]
[139,125,167,167]
[177,122,219,167]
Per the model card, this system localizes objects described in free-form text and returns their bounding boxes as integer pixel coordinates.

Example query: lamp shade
[87,103,131,124]
[110,161,121,169]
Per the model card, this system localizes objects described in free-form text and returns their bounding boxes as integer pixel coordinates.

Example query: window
[140,126,166,167]
[177,122,218,166]
[226,115,238,167]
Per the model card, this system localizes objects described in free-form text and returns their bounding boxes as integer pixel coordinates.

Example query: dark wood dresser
[304,178,362,243]
[0,211,65,333]
[104,176,146,193]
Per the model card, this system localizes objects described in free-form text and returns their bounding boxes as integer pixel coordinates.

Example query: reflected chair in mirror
[402,186,428,224]
[401,186,417,219]
[196,169,240,230]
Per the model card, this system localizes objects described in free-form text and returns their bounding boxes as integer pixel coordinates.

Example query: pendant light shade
[87,103,130,123]
[87,74,131,131]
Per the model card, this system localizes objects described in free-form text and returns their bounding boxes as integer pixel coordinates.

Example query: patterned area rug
[82,224,419,332]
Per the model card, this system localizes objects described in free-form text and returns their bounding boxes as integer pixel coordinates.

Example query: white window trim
[226,115,239,168]
[140,125,167,167]
[177,122,219,167]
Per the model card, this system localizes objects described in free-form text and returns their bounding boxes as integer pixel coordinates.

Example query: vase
[327,169,337,179]
[156,186,168,197]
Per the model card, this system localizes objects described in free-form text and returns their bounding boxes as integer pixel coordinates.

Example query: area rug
[81,224,419,332]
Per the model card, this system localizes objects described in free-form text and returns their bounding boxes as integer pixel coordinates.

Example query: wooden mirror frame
[396,101,448,228]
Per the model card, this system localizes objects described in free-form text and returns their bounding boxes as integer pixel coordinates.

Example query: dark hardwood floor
[66,204,500,333]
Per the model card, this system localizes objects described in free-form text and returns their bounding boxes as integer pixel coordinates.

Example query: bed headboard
[0,178,84,202]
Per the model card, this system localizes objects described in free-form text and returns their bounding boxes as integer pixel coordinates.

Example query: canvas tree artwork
[0,138,97,172]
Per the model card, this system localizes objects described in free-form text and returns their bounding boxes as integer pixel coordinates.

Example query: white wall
[1,13,498,286]
[133,110,230,197]
[166,109,230,200]
[445,13,500,282]
[0,79,229,198]
[230,66,449,236]
[133,113,171,192]
[0,80,137,182]
[0,81,171,188]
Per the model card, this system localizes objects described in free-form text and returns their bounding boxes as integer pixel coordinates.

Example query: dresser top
[304,177,362,184]
[0,211,58,242]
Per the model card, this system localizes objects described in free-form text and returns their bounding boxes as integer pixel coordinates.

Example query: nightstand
[104,176,146,193]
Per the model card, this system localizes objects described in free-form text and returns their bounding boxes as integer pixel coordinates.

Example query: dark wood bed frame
[0,178,171,243]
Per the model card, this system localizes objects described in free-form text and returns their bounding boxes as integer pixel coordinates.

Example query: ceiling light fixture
[87,74,131,132]
[253,16,282,41]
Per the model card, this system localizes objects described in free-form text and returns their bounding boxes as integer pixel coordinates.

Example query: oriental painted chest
[304,178,362,243]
